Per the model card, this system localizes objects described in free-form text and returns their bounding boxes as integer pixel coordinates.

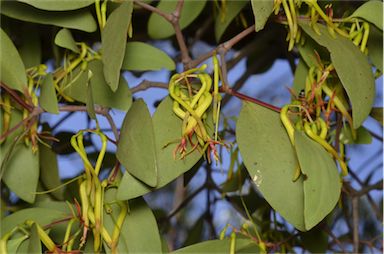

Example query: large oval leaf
[62,60,132,111]
[349,1,383,30]
[215,1,248,42]
[147,0,207,39]
[172,238,259,253]
[117,97,203,200]
[117,99,158,187]
[2,143,39,203]
[102,1,133,92]
[18,0,94,11]
[299,21,375,129]
[251,0,274,32]
[1,1,97,32]
[122,42,175,71]
[236,102,305,231]
[294,131,341,230]
[0,28,27,92]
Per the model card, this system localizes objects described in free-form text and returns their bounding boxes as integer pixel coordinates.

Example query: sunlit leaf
[117,99,158,187]
[117,97,204,200]
[18,0,94,11]
[54,28,79,53]
[215,1,248,41]
[299,21,375,129]
[148,0,207,39]
[251,0,273,32]
[0,28,27,92]
[122,42,175,71]
[349,1,383,30]
[236,102,305,231]
[102,1,133,91]
[40,73,59,114]
[1,1,97,32]
[294,130,341,230]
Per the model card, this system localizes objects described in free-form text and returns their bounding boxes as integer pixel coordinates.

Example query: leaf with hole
[236,102,305,231]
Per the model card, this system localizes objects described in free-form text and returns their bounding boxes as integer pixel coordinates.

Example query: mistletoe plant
[0,0,382,253]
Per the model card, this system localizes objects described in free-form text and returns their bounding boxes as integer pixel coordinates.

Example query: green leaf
[349,1,383,30]
[103,190,162,253]
[39,143,63,200]
[294,130,341,230]
[215,1,248,41]
[236,102,305,231]
[147,0,207,39]
[2,143,39,203]
[18,0,94,11]
[300,226,328,253]
[117,99,158,187]
[117,97,204,200]
[40,73,59,114]
[370,107,383,125]
[18,24,42,68]
[62,60,132,111]
[102,1,133,92]
[7,236,28,253]
[0,28,27,92]
[54,28,79,53]
[292,58,309,95]
[1,208,66,234]
[1,1,97,32]
[340,125,372,145]
[172,238,259,253]
[251,0,274,32]
[368,25,383,72]
[122,42,175,71]
[299,21,375,129]
[28,223,42,254]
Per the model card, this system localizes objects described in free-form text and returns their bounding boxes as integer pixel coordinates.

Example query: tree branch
[130,80,168,94]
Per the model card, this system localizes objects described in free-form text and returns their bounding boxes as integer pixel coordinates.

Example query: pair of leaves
[237,102,340,231]
[116,97,204,200]
[1,1,97,32]
[299,21,375,129]
[147,0,207,39]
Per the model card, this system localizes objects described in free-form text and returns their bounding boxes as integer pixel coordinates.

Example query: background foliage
[0,0,382,253]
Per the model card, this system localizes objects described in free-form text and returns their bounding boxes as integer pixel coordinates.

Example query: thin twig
[167,185,205,219]
[130,80,168,94]
[0,82,34,112]
[133,0,172,22]
[352,197,359,253]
